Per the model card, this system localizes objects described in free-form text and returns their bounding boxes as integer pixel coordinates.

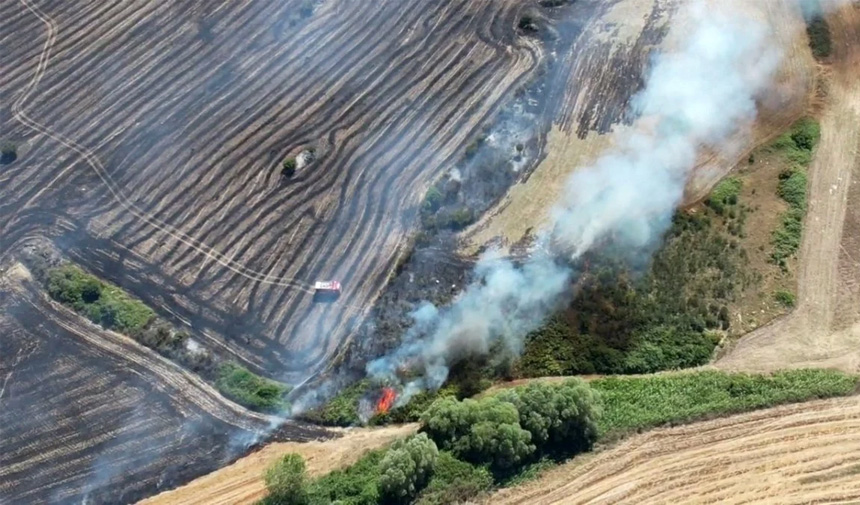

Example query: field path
[716,3,860,373]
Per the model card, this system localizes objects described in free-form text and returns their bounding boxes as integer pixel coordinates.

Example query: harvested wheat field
[487,395,860,505]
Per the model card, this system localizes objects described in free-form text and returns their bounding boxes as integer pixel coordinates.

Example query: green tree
[495,379,600,455]
[420,396,534,470]
[415,451,493,505]
[265,453,309,505]
[283,157,298,177]
[0,141,17,158]
[378,434,439,503]
[422,186,443,213]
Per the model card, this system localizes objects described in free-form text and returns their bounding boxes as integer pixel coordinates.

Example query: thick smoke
[365,0,834,401]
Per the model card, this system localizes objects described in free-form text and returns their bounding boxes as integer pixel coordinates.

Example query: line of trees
[262,379,598,504]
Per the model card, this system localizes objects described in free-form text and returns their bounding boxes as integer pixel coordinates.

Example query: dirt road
[716,2,860,373]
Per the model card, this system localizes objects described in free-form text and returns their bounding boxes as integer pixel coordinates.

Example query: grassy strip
[44,263,290,413]
[217,362,291,412]
[592,369,856,439]
[768,118,819,267]
[47,264,155,336]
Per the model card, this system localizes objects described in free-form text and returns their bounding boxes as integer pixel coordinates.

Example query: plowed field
[0,0,535,381]
[0,0,538,502]
[0,264,324,504]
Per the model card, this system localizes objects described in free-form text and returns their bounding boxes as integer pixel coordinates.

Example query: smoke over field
[367,1,787,399]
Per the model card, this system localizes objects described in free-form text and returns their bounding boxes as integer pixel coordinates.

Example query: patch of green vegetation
[300,380,370,426]
[806,14,832,60]
[592,369,857,439]
[706,176,742,215]
[269,370,856,505]
[283,157,297,177]
[773,289,796,308]
[265,454,309,505]
[769,118,818,267]
[47,264,155,336]
[414,451,493,505]
[216,362,290,413]
[422,186,444,213]
[307,449,385,505]
[519,211,747,377]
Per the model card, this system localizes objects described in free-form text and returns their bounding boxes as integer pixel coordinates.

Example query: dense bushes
[592,369,857,439]
[265,454,308,505]
[216,362,290,412]
[519,211,743,377]
[47,264,155,336]
[378,434,439,503]
[706,177,742,214]
[806,13,832,60]
[494,380,599,456]
[420,379,597,472]
[769,118,818,267]
[421,396,533,470]
[414,452,492,505]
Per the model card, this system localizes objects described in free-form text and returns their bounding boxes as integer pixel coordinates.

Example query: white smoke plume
[366,0,831,401]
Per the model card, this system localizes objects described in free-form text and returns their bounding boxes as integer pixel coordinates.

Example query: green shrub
[300,380,370,426]
[422,186,444,214]
[767,118,817,267]
[806,15,832,60]
[283,157,298,177]
[778,169,808,210]
[378,434,439,503]
[307,450,384,505]
[216,362,290,412]
[420,396,534,470]
[707,177,742,214]
[774,290,796,308]
[592,369,857,439]
[265,454,309,505]
[494,379,599,456]
[790,118,821,153]
[47,264,155,336]
[415,452,493,505]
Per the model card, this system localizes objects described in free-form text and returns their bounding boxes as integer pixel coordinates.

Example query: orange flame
[376,387,396,415]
